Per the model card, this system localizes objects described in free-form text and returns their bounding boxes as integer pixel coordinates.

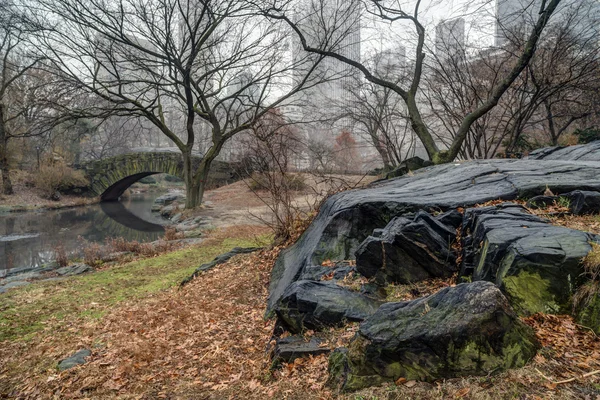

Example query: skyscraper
[436,18,465,61]
[291,0,362,138]
[495,0,600,47]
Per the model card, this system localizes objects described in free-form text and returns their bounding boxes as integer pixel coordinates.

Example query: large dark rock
[355,211,457,284]
[328,282,539,391]
[460,204,598,315]
[275,280,381,333]
[267,149,600,314]
[563,190,600,215]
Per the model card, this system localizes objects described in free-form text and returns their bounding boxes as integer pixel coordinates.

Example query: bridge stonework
[77,151,235,201]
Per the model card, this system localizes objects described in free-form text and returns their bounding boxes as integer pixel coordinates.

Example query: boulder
[575,291,600,334]
[276,280,381,333]
[171,213,183,223]
[272,336,330,365]
[528,141,600,161]
[267,149,600,314]
[460,204,598,315]
[328,282,539,391]
[355,211,457,284]
[56,263,93,277]
[160,205,176,217]
[563,190,600,215]
[58,349,91,371]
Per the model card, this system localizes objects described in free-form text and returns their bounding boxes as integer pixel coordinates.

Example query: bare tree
[336,51,416,169]
[263,0,563,164]
[27,0,323,208]
[425,0,600,158]
[0,1,42,194]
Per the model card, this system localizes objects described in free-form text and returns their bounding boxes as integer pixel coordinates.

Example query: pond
[0,192,167,274]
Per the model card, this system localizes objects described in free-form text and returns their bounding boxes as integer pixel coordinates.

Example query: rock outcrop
[266,142,600,391]
[329,282,539,391]
[268,155,600,314]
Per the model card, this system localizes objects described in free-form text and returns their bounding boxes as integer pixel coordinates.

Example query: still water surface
[0,193,167,273]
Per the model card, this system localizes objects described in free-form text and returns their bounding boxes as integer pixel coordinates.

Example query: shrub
[574,128,600,144]
[163,227,182,241]
[82,241,107,266]
[164,174,183,182]
[34,163,89,199]
[247,172,306,192]
[53,243,69,267]
[105,237,179,257]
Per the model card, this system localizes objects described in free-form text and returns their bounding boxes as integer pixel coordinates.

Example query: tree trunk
[405,93,440,161]
[0,105,14,195]
[182,149,198,209]
[183,150,215,209]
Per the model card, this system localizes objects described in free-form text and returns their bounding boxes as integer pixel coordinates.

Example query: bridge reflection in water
[0,193,166,273]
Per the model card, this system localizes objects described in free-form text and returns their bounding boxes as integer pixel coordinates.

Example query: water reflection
[0,193,166,273]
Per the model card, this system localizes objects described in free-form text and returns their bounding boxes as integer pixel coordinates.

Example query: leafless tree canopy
[263,0,565,164]
[22,0,323,207]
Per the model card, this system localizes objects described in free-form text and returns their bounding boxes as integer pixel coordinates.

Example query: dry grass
[33,164,89,199]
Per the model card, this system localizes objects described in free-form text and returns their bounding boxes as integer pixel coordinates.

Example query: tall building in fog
[436,18,465,61]
[495,0,600,46]
[291,0,362,138]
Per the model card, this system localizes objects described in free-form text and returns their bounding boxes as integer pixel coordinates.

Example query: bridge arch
[77,150,235,201]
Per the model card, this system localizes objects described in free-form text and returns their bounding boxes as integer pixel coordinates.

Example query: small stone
[58,349,91,371]
[273,336,330,365]
[171,213,183,223]
[56,263,93,277]
[563,190,600,215]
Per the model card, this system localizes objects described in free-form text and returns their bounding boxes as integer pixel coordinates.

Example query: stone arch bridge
[75,149,236,201]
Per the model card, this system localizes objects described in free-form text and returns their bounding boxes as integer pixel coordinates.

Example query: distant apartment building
[435,18,465,61]
[495,0,600,47]
[291,0,362,139]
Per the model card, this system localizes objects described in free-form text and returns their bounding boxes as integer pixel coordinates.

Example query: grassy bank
[0,226,270,344]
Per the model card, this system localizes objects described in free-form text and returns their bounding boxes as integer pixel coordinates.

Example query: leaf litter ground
[1,225,600,398]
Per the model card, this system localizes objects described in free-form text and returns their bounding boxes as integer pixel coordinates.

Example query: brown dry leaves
[524,314,600,387]
[3,238,334,400]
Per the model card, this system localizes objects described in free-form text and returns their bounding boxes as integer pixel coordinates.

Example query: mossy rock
[328,282,539,392]
[575,291,600,334]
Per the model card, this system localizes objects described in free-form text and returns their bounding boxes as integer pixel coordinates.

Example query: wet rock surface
[528,141,600,161]
[275,280,381,333]
[264,142,600,391]
[460,204,598,315]
[56,263,93,277]
[328,282,539,391]
[267,155,600,314]
[272,336,330,365]
[355,211,458,285]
